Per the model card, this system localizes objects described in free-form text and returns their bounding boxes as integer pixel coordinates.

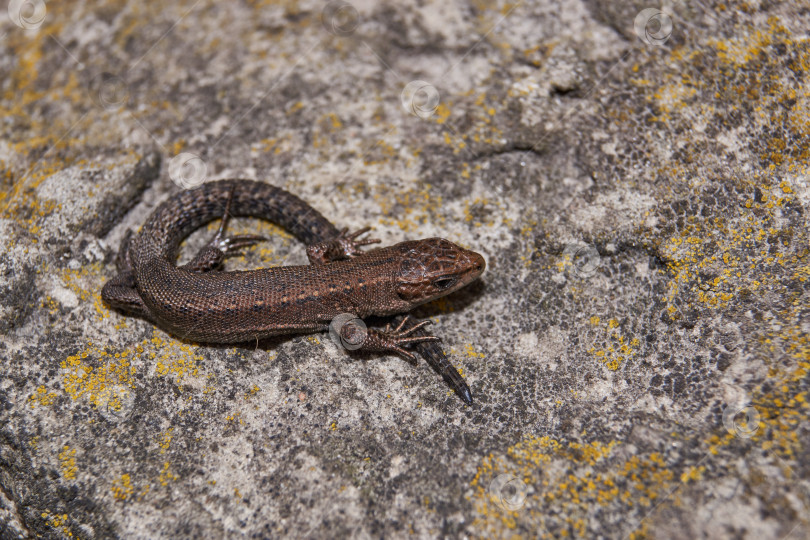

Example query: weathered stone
[1,1,808,539]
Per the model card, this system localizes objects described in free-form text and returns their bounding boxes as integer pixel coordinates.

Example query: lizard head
[392,238,486,306]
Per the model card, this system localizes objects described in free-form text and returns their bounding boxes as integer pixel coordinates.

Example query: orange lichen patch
[3,151,144,244]
[361,136,398,166]
[470,436,688,538]
[59,262,111,320]
[61,333,208,414]
[137,484,152,501]
[554,251,580,275]
[244,384,261,400]
[709,24,776,66]
[376,183,444,232]
[679,465,706,483]
[287,101,305,114]
[171,139,186,155]
[310,112,348,150]
[649,81,698,118]
[464,197,502,227]
[663,21,807,170]
[157,428,174,454]
[0,162,14,202]
[708,305,810,462]
[655,204,807,317]
[1,161,65,232]
[518,219,542,267]
[0,6,147,225]
[1,14,73,111]
[60,345,137,408]
[244,0,312,29]
[225,412,244,426]
[58,445,77,480]
[619,17,810,268]
[27,385,59,408]
[463,0,518,54]
[429,89,507,152]
[586,318,640,371]
[111,474,135,501]
[256,133,295,155]
[40,295,61,315]
[159,462,178,486]
[433,103,452,125]
[322,112,343,131]
[0,18,94,213]
[41,510,72,537]
[149,332,203,380]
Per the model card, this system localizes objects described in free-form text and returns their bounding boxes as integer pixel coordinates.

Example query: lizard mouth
[468,251,486,277]
[455,249,486,289]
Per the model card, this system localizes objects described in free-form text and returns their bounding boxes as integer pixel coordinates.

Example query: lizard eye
[432,277,457,290]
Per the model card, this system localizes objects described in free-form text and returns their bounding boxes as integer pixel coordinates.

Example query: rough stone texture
[1,1,809,538]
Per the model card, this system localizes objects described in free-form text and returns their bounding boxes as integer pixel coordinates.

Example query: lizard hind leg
[101,271,153,320]
[184,184,268,272]
[116,229,136,273]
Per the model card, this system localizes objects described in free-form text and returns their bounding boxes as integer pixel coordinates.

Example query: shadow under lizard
[102,179,486,404]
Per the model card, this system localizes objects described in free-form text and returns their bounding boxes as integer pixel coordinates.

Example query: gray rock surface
[1,1,808,538]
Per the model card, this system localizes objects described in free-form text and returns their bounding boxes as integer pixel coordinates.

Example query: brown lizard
[102,179,486,404]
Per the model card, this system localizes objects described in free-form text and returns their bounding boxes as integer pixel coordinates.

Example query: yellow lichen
[28,385,58,408]
[58,446,77,480]
[112,474,134,501]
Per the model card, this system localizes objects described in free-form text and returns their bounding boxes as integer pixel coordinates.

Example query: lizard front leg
[333,315,440,361]
[306,226,380,265]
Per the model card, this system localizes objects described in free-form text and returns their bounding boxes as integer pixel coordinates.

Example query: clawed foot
[209,185,267,257]
[363,315,440,362]
[336,226,381,258]
[307,226,380,264]
[210,231,267,256]
[184,186,267,273]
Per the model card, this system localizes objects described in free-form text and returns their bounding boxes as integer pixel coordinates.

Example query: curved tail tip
[457,385,474,405]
